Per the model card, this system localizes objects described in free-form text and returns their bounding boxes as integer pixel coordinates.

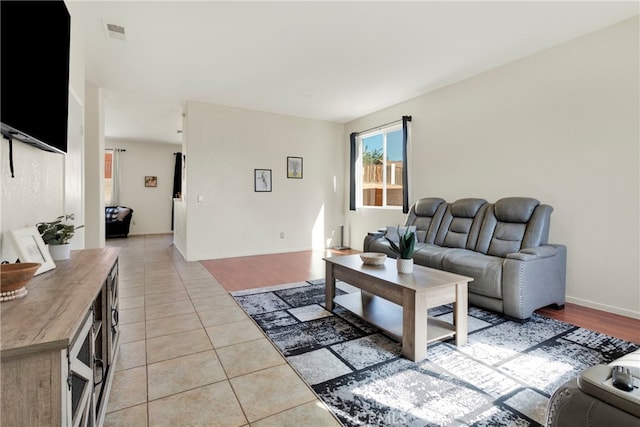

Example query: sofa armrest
[612,350,640,378]
[367,230,386,238]
[547,377,640,427]
[502,244,567,319]
[578,362,640,418]
[363,228,389,252]
[506,245,557,261]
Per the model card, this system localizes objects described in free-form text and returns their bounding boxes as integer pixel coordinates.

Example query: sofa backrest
[116,207,132,221]
[434,198,488,249]
[475,197,552,256]
[105,206,134,222]
[404,197,447,243]
[105,206,119,222]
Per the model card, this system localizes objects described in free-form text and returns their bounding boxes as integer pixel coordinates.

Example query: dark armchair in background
[105,206,134,238]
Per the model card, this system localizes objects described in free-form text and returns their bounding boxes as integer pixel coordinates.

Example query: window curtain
[172,152,182,198]
[171,152,183,230]
[112,149,121,206]
[349,133,357,211]
[401,115,411,214]
[107,149,122,206]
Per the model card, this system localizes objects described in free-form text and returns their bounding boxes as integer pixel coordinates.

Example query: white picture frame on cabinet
[8,226,56,275]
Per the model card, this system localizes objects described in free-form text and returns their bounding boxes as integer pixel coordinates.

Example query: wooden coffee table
[324,254,472,361]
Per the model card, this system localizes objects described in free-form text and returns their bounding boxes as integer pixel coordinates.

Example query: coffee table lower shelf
[333,291,456,344]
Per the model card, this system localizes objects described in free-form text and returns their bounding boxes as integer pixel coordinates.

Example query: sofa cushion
[451,198,487,218]
[116,207,131,221]
[488,223,527,256]
[442,250,503,299]
[414,198,445,216]
[487,198,537,256]
[384,225,416,244]
[494,197,539,223]
[444,219,473,248]
[476,197,552,257]
[405,197,447,243]
[413,245,465,270]
[411,218,436,242]
[435,198,488,250]
[105,207,119,221]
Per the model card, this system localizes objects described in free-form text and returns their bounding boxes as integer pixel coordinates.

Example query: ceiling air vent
[104,23,126,40]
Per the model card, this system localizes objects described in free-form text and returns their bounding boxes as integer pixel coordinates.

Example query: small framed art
[145,176,158,187]
[255,169,272,192]
[287,156,303,179]
[8,226,56,275]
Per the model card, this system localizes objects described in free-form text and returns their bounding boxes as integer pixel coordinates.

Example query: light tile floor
[105,235,341,427]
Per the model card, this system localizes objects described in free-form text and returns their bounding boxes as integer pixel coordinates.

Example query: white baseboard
[128,232,173,236]
[174,241,187,260]
[566,295,640,320]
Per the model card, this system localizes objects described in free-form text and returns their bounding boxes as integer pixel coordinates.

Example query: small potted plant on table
[37,214,84,261]
[385,227,418,274]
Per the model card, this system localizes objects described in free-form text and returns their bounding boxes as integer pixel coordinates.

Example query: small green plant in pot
[37,214,84,260]
[385,227,417,273]
[385,227,416,259]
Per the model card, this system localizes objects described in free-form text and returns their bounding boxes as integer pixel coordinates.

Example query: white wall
[182,101,345,261]
[1,0,86,260]
[0,142,65,262]
[65,1,86,250]
[84,84,105,248]
[106,139,182,236]
[65,90,85,250]
[345,17,640,318]
[173,198,187,256]
[173,133,187,256]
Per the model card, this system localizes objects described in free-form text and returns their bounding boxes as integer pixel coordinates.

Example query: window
[104,148,122,206]
[350,116,411,213]
[359,125,404,208]
[104,150,114,205]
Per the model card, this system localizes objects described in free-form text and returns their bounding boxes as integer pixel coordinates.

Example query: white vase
[397,258,413,274]
[48,243,71,261]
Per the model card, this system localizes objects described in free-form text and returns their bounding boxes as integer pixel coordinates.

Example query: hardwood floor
[537,303,640,345]
[200,248,359,291]
[202,250,640,345]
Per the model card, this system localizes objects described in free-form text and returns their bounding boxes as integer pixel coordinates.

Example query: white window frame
[357,123,403,209]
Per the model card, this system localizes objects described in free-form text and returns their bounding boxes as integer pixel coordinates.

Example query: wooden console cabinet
[1,248,120,427]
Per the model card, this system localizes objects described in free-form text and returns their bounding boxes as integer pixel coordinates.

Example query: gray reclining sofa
[546,348,640,427]
[363,197,567,321]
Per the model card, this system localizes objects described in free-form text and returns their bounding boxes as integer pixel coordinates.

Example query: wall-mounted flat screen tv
[1,0,71,154]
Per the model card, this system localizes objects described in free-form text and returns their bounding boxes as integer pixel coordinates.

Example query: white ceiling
[69,1,639,145]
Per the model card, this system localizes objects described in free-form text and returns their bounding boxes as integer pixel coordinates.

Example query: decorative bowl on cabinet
[1,262,40,301]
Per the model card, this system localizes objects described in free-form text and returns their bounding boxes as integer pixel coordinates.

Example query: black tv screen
[1,0,71,154]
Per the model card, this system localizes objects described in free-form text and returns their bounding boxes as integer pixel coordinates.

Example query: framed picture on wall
[255,169,272,192]
[145,176,158,187]
[8,226,56,275]
[287,157,303,179]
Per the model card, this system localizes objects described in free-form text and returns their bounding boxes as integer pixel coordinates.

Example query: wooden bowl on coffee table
[359,253,387,266]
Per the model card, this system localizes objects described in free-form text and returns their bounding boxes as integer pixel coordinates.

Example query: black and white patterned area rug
[231,281,638,427]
